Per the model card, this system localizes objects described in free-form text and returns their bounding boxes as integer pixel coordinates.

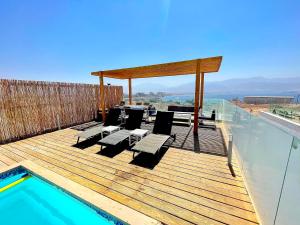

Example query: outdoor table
[102,126,120,137]
[129,129,149,146]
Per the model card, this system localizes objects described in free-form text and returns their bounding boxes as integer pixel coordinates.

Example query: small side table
[102,126,120,138]
[129,129,149,146]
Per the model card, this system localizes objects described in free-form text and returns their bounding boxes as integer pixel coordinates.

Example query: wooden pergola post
[199,72,205,111]
[193,60,201,134]
[99,72,106,121]
[128,78,132,105]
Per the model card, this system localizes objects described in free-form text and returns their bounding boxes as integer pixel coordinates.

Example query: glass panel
[202,98,223,118]
[275,137,300,225]
[222,100,294,225]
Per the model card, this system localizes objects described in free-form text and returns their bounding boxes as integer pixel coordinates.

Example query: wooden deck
[0,128,258,225]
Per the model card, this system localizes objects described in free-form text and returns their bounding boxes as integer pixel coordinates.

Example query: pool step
[0,175,31,193]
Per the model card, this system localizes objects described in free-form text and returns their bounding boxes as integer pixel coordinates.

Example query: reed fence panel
[0,79,123,143]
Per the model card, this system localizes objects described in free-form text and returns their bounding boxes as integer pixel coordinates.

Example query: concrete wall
[244,96,294,104]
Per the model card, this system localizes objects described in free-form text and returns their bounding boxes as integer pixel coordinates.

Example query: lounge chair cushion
[153,111,174,135]
[124,109,144,130]
[98,129,131,146]
[104,108,121,126]
[132,134,170,155]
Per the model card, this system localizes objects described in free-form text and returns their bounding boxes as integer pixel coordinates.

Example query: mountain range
[132,76,300,99]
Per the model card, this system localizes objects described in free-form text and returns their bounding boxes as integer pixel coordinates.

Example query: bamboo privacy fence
[0,79,123,143]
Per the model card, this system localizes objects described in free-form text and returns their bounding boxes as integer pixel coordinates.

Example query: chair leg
[156,149,160,161]
[77,137,80,144]
[100,145,103,151]
[132,151,135,159]
[171,134,176,142]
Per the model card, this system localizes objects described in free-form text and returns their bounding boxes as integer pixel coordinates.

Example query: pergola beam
[91,56,222,79]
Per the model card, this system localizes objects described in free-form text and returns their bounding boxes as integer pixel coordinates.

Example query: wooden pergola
[91,56,222,134]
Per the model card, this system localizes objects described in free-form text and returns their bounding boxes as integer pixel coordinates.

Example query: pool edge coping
[0,160,162,225]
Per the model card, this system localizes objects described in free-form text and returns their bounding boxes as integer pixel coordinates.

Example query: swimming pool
[0,167,123,225]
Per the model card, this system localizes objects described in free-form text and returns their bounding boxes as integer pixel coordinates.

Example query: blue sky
[0,0,299,90]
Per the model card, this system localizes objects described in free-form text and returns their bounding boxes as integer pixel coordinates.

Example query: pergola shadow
[141,123,227,156]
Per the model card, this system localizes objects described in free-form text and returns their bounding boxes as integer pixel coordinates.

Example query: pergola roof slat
[91,56,222,79]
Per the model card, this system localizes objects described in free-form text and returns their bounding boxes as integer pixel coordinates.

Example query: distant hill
[133,76,300,99]
[133,82,170,93]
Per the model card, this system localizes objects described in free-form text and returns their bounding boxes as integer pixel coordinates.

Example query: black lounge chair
[98,109,144,150]
[75,108,121,143]
[199,109,216,121]
[131,111,176,159]
[199,110,216,129]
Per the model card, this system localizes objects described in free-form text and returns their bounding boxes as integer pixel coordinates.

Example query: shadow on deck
[72,122,227,157]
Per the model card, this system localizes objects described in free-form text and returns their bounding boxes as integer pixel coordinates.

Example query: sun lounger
[98,109,144,150]
[199,110,216,129]
[132,134,170,155]
[173,112,192,126]
[131,111,175,158]
[76,125,104,142]
[75,108,121,143]
[199,110,216,121]
[99,129,131,148]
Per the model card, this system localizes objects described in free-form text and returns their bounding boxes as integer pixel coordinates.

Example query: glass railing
[275,137,300,225]
[121,97,299,224]
[123,97,223,118]
[219,100,300,225]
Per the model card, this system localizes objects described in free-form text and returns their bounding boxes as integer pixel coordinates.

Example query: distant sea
[162,94,240,103]
[162,95,194,103]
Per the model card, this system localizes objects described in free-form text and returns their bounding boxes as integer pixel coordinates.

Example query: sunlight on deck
[0,128,258,225]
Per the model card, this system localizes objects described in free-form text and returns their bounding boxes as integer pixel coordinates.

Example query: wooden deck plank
[0,147,24,163]
[35,134,250,196]
[40,131,244,186]
[0,147,189,225]
[0,157,8,167]
[11,140,257,224]
[34,160,193,225]
[0,152,17,165]
[50,130,242,175]
[33,135,251,207]
[1,145,192,225]
[115,152,247,192]
[48,130,236,168]
[4,143,221,225]
[40,134,243,187]
[49,130,241,177]
[17,138,257,220]
[29,136,253,203]
[27,140,252,209]
[0,128,259,225]
[120,151,244,184]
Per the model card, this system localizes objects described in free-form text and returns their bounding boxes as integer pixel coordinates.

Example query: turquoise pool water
[0,171,121,225]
